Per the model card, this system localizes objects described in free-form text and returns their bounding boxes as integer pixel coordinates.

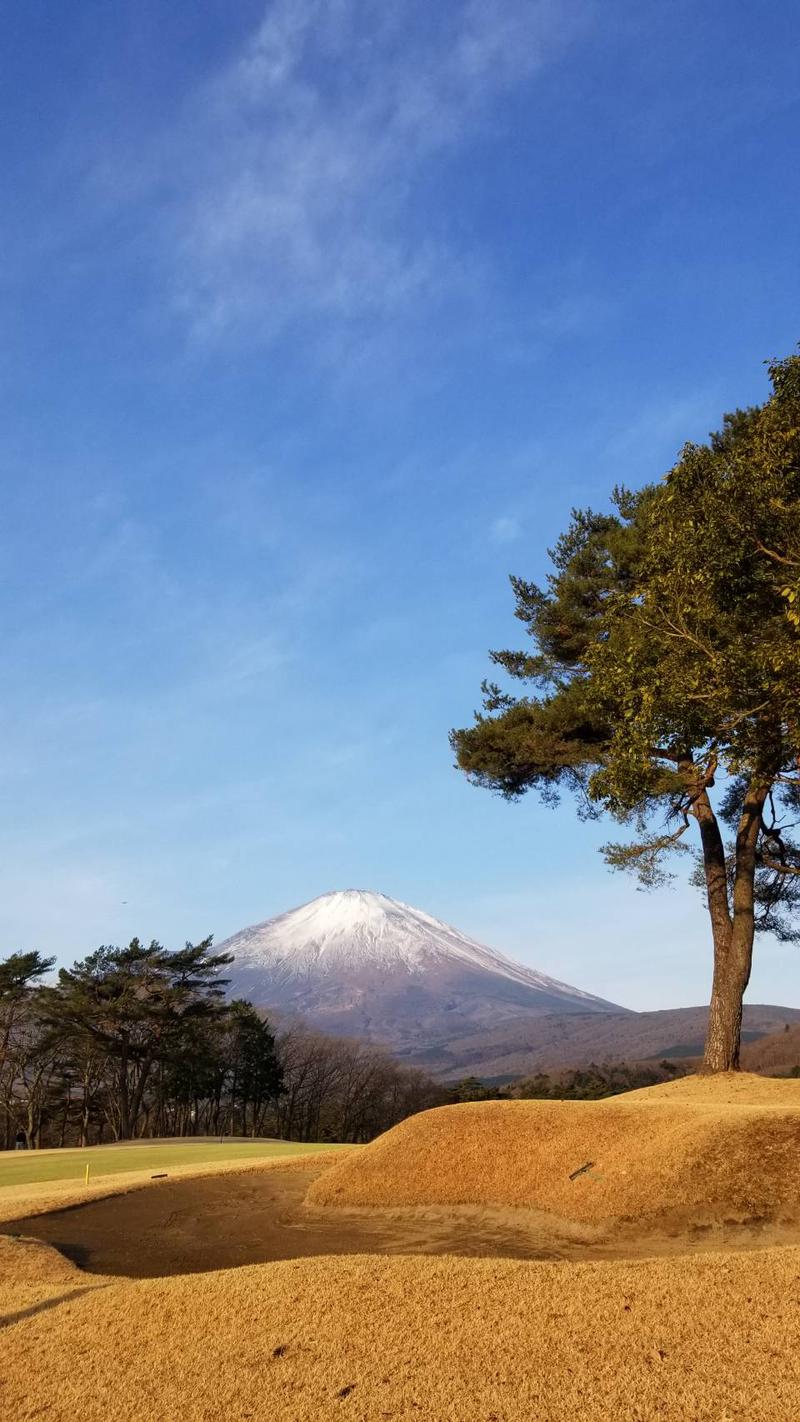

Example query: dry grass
[0,1234,103,1321]
[622,1070,800,1104]
[3,1075,800,1422]
[2,1244,800,1420]
[309,1072,800,1224]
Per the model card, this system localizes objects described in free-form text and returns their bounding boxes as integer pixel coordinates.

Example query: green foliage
[445,1076,511,1103]
[50,937,233,1052]
[452,352,800,1070]
[514,1059,682,1101]
[452,352,800,902]
[42,937,235,1139]
[0,943,445,1148]
[0,950,59,1148]
[224,999,284,1115]
[0,951,55,999]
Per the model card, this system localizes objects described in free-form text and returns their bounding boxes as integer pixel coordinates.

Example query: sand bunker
[3,1163,588,1277]
[10,1159,788,1279]
[309,1072,800,1226]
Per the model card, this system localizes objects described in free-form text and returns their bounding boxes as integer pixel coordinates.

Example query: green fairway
[0,1138,344,1189]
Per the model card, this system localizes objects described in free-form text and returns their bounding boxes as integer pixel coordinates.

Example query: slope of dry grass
[309,1072,800,1224]
[2,1244,800,1421]
[0,1234,103,1321]
[621,1070,800,1103]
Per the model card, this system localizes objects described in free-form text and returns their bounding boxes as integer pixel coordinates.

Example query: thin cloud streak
[161,0,588,344]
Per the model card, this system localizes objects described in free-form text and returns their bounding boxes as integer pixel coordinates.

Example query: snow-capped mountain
[218,889,624,1050]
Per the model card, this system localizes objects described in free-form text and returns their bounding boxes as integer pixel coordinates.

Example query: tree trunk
[704,923,751,1071]
[118,1041,131,1140]
[79,1098,90,1148]
[701,778,768,1073]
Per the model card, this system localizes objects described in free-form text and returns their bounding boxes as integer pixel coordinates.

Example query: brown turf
[3,1247,800,1420]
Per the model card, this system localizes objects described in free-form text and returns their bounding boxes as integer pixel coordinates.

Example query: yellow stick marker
[85,1163,90,1186]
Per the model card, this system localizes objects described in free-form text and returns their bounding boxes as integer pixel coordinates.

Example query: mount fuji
[218,889,626,1050]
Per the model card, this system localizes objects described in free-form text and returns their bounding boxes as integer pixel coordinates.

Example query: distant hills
[401,1004,800,1081]
[741,1023,800,1075]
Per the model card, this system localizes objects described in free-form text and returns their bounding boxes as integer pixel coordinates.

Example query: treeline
[515,1059,683,1099]
[447,1059,684,1103]
[0,941,446,1149]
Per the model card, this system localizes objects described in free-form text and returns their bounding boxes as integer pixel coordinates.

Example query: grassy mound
[3,1249,800,1420]
[308,1073,800,1225]
[622,1070,800,1104]
[0,1235,104,1321]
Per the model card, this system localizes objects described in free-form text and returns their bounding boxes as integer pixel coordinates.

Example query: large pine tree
[46,938,233,1138]
[451,354,800,1072]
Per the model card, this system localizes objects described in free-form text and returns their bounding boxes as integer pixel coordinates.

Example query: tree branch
[753,540,800,568]
[758,857,800,877]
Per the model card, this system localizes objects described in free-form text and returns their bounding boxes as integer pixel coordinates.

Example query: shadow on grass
[0,1283,107,1330]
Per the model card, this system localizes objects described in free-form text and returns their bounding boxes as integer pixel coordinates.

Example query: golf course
[0,1137,342,1191]
[3,1072,800,1420]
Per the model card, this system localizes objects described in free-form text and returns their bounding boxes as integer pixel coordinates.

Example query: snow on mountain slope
[223,889,601,998]
[219,890,624,1049]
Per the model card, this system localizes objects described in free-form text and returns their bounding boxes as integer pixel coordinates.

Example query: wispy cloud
[158,0,587,345]
[605,389,723,465]
[490,514,522,544]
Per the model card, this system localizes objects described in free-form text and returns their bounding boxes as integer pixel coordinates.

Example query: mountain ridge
[401,1003,800,1081]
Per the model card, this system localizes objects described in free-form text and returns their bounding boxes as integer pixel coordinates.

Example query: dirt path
[5,1160,798,1278]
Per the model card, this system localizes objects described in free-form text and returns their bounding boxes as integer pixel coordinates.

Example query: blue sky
[2,0,799,1010]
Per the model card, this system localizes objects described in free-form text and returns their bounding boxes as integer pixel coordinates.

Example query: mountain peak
[297,888,402,930]
[218,890,625,1049]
